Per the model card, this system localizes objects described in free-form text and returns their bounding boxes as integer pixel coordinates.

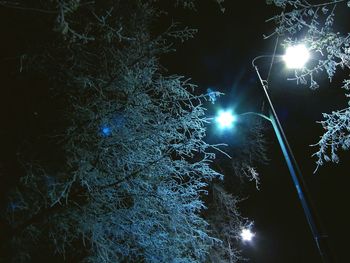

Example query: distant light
[101,126,111,136]
[215,110,236,129]
[240,228,255,242]
[283,44,310,69]
[207,88,217,104]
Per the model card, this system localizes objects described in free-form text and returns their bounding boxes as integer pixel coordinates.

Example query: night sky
[161,1,350,262]
[1,1,350,262]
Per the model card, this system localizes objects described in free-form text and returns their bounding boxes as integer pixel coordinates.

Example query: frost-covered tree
[203,113,268,262]
[205,184,248,263]
[266,0,350,171]
[0,0,256,262]
[229,116,269,189]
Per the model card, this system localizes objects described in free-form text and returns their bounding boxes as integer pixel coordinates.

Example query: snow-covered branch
[267,0,350,169]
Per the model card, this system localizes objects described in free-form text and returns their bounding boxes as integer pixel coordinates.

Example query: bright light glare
[215,110,236,129]
[283,44,310,69]
[240,228,255,242]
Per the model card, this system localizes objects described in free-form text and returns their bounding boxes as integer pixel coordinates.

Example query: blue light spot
[101,126,111,136]
[207,88,217,104]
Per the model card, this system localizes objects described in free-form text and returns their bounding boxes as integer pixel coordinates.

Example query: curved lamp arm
[239,111,272,123]
[252,54,283,67]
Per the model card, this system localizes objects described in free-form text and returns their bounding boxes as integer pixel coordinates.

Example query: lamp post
[252,48,333,262]
[216,108,333,261]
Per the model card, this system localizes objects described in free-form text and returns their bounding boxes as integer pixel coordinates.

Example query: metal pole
[253,65,334,263]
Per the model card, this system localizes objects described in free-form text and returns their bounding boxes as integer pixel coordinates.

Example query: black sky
[161,1,350,262]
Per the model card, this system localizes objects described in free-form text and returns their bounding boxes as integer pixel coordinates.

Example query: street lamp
[213,45,330,260]
[215,110,237,129]
[251,45,333,263]
[283,44,310,69]
[240,228,255,242]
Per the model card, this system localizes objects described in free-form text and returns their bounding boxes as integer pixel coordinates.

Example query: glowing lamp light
[240,228,255,242]
[283,44,310,69]
[215,110,236,129]
[101,126,111,136]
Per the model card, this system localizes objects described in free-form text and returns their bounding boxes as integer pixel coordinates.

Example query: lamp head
[240,228,255,242]
[215,110,237,129]
[283,44,310,69]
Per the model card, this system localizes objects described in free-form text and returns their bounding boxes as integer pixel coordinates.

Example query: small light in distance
[240,228,255,242]
[215,110,236,129]
[283,44,310,69]
[101,126,111,136]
